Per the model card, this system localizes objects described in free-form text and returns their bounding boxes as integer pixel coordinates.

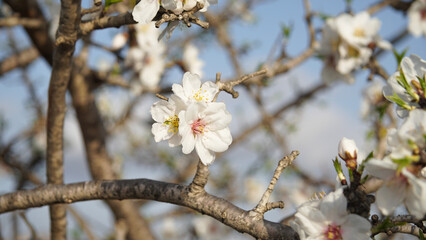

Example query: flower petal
[341,214,371,240]
[132,0,159,24]
[202,128,232,152]
[182,72,202,99]
[376,179,406,216]
[195,139,215,165]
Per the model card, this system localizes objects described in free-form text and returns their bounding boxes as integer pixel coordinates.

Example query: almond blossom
[318,12,390,84]
[365,158,426,219]
[179,102,232,165]
[125,23,166,91]
[408,0,426,37]
[172,72,219,105]
[151,95,186,147]
[383,54,426,118]
[291,188,371,240]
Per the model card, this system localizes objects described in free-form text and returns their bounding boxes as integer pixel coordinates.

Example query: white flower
[172,72,219,104]
[139,48,165,91]
[179,102,232,165]
[383,54,426,118]
[360,80,385,119]
[111,32,128,50]
[387,109,426,157]
[151,96,185,147]
[365,158,426,219]
[336,12,390,49]
[318,12,390,85]
[183,44,204,78]
[132,0,160,24]
[338,137,358,161]
[408,0,426,37]
[291,188,371,240]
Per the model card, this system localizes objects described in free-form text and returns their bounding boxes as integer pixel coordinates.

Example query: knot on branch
[155,3,209,29]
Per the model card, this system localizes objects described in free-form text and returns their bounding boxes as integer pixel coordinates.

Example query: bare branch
[0,47,39,76]
[252,151,300,216]
[0,16,45,28]
[79,12,136,36]
[0,179,300,240]
[46,0,82,238]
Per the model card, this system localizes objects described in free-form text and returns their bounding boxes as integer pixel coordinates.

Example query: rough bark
[0,179,300,240]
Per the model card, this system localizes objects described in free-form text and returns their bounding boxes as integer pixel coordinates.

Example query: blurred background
[0,0,425,239]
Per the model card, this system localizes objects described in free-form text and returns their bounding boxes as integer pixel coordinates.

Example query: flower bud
[338,137,358,169]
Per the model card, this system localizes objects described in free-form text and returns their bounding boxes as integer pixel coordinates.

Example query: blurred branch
[0,16,45,28]
[0,47,39,76]
[70,47,155,240]
[18,212,38,240]
[4,0,54,65]
[0,178,300,240]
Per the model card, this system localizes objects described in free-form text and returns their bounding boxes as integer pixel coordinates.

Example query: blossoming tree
[0,0,425,239]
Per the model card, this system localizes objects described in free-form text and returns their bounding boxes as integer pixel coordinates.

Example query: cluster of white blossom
[151,72,232,165]
[318,12,391,84]
[364,109,426,219]
[132,0,217,24]
[125,23,166,91]
[292,52,426,238]
[408,0,426,37]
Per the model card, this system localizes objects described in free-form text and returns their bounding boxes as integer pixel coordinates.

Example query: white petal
[376,179,406,216]
[404,169,426,219]
[200,81,219,101]
[341,214,371,240]
[179,112,196,154]
[151,100,175,122]
[132,0,160,24]
[320,188,347,223]
[172,83,187,102]
[195,140,215,165]
[295,205,326,236]
[152,123,170,142]
[182,72,202,99]
[364,159,397,179]
[202,128,232,152]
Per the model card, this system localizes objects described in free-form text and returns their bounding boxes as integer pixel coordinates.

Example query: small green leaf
[417,74,426,97]
[419,229,426,240]
[386,93,411,110]
[392,48,408,67]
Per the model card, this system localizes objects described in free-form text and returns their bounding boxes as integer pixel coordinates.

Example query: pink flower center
[324,224,343,240]
[191,119,206,135]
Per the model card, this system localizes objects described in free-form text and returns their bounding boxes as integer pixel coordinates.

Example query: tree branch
[46,0,82,238]
[0,47,40,77]
[0,178,300,240]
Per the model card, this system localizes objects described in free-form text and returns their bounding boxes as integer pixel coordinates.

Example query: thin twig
[251,151,300,216]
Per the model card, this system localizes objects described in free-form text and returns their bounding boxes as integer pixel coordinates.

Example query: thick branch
[79,12,136,36]
[46,0,81,238]
[0,179,299,240]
